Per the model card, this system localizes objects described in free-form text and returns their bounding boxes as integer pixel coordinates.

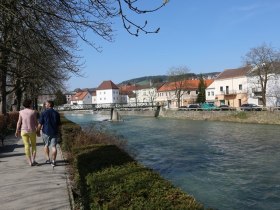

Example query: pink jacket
[17,109,38,133]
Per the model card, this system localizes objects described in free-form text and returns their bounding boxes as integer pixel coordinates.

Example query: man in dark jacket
[37,100,61,167]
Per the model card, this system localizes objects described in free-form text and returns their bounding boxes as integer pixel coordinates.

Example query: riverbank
[63,109,280,125]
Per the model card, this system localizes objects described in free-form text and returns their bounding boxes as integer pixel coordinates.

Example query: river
[64,113,280,210]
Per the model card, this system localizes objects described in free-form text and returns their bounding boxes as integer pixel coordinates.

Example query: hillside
[118,72,220,86]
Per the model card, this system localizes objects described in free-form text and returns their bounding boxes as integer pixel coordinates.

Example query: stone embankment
[117,108,280,125]
[66,108,280,125]
[159,109,280,125]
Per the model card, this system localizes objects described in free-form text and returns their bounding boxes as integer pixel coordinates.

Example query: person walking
[15,99,38,166]
[37,100,61,167]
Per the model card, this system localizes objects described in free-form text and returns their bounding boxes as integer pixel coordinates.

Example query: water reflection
[65,113,280,210]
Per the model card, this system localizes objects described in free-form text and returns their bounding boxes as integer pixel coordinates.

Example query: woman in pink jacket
[15,99,38,166]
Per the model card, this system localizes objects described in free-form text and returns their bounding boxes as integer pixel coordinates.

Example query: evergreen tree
[196,75,206,103]
[54,90,67,106]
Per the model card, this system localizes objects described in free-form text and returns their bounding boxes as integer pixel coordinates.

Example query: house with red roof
[156,79,213,108]
[96,80,127,105]
[119,83,163,105]
[70,91,92,105]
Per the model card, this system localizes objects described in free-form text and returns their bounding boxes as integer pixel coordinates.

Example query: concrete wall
[159,109,280,125]
[62,109,280,125]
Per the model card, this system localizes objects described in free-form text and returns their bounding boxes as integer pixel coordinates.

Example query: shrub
[72,145,205,210]
[0,112,19,135]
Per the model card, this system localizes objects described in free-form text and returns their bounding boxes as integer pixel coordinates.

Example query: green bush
[60,115,81,152]
[87,162,205,210]
[72,145,206,210]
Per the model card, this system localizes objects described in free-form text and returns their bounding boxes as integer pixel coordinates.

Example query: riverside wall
[118,108,280,125]
[159,109,280,125]
[62,109,280,125]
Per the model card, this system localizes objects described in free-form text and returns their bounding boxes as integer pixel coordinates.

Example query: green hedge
[60,114,81,151]
[60,116,210,210]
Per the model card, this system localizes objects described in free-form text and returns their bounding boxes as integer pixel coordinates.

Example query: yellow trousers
[21,131,36,157]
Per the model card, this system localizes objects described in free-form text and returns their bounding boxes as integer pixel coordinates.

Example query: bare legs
[44,145,57,162]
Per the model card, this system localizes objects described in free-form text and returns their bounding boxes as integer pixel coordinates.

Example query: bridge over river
[57,102,158,111]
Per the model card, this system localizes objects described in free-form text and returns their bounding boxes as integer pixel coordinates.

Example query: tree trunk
[0,52,8,115]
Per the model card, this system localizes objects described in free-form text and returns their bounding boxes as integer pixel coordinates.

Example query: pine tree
[196,75,206,103]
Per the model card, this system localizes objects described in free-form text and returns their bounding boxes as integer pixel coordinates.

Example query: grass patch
[232,111,248,119]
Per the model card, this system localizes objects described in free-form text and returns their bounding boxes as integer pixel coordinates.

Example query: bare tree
[167,66,191,108]
[244,43,280,106]
[0,0,168,114]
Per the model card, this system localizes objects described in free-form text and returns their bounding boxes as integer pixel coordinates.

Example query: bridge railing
[56,102,157,111]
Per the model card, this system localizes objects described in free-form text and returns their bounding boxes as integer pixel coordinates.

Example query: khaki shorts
[42,133,58,147]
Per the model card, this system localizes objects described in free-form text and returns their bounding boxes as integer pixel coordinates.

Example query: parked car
[188,104,200,108]
[219,104,230,110]
[218,104,236,111]
[187,104,201,110]
[240,103,262,111]
[201,103,218,111]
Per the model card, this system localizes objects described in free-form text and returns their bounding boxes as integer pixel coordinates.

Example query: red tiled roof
[71,91,89,101]
[97,80,119,90]
[216,66,251,80]
[158,79,213,92]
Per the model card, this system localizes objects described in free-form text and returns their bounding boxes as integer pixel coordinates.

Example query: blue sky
[67,0,280,90]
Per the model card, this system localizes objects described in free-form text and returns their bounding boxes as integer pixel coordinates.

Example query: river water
[64,113,280,210]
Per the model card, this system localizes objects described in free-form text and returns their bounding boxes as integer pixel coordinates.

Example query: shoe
[51,160,56,167]
[45,159,51,164]
[32,161,38,166]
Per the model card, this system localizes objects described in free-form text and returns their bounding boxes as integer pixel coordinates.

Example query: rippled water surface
[65,113,280,210]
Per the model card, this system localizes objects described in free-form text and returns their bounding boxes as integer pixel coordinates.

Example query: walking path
[0,134,72,210]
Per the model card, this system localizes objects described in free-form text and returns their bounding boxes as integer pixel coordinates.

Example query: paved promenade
[0,134,72,210]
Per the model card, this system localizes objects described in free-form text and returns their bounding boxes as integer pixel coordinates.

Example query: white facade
[92,95,97,104]
[205,82,215,103]
[135,87,158,104]
[155,90,198,108]
[96,89,120,104]
[212,75,248,107]
[70,92,92,105]
[247,74,280,107]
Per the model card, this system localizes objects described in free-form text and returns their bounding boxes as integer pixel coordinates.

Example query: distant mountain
[118,75,169,86]
[118,72,220,86]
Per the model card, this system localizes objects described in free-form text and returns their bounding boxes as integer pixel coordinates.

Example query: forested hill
[118,72,220,86]
[118,75,168,86]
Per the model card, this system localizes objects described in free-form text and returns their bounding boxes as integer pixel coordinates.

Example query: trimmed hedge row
[60,115,211,210]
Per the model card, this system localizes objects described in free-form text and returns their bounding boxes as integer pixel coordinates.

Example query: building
[70,91,92,105]
[96,80,122,105]
[209,66,250,107]
[156,79,213,108]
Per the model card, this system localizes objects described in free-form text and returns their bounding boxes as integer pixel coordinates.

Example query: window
[239,84,242,90]
[208,92,210,96]
[220,86,223,91]
[211,91,214,96]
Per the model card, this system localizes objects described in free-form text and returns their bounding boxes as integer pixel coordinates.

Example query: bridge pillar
[111,108,121,121]
[154,105,161,117]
